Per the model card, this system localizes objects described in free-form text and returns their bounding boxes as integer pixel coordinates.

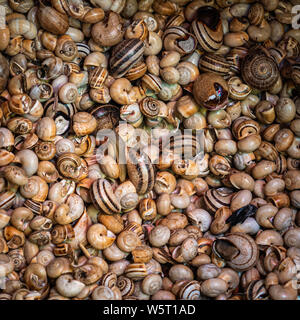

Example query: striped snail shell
[44,98,76,136]
[139,97,161,119]
[126,148,155,195]
[232,117,260,140]
[203,187,235,213]
[178,280,201,300]
[199,53,231,77]
[90,178,121,215]
[164,14,185,29]
[141,73,162,93]
[75,43,90,64]
[191,6,223,52]
[226,46,248,74]
[124,263,148,281]
[0,191,16,210]
[100,272,117,288]
[88,67,108,89]
[123,222,144,241]
[241,46,280,91]
[109,39,145,78]
[212,233,259,272]
[125,61,147,81]
[163,26,197,55]
[56,152,88,182]
[163,132,201,158]
[228,76,251,100]
[117,276,135,297]
[246,280,268,301]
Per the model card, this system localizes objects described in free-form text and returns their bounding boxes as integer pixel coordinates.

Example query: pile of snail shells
[0,0,300,301]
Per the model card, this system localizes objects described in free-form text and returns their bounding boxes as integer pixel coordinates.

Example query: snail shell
[117,276,135,297]
[241,46,280,91]
[126,148,155,195]
[124,263,148,281]
[90,178,121,214]
[177,280,201,300]
[203,187,235,213]
[163,26,197,55]
[191,6,223,53]
[109,39,145,78]
[213,232,259,272]
[193,72,229,110]
[56,153,88,182]
[37,5,69,35]
[199,53,231,77]
[139,97,161,119]
[88,66,108,89]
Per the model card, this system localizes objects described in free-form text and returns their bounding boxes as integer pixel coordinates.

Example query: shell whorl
[241,48,279,91]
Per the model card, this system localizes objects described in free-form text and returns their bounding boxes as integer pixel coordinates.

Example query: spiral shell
[213,233,259,272]
[90,178,121,214]
[100,272,117,288]
[192,6,223,53]
[178,280,201,300]
[117,276,135,297]
[56,153,88,182]
[139,97,161,119]
[203,187,235,213]
[241,47,280,91]
[51,224,75,245]
[126,149,155,195]
[117,230,140,253]
[109,39,145,78]
[163,26,197,55]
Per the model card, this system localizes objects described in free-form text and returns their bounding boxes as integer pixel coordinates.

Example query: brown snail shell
[203,187,235,213]
[90,178,121,214]
[126,148,155,195]
[91,11,124,47]
[109,39,145,78]
[213,232,259,272]
[56,153,88,182]
[241,46,280,91]
[193,72,229,110]
[191,6,223,53]
[37,4,69,35]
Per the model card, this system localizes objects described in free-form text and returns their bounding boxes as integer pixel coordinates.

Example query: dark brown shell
[90,104,120,130]
[109,39,145,78]
[241,47,279,91]
[0,53,9,93]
